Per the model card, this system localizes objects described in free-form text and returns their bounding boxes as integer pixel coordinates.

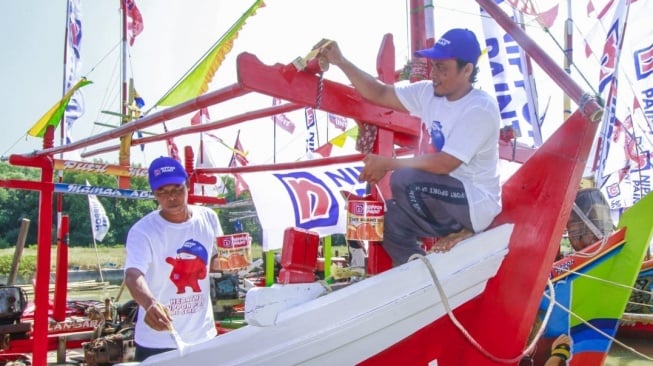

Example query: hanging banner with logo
[242,162,367,250]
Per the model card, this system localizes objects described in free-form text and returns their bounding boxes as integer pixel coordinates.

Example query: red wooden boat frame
[0,1,604,364]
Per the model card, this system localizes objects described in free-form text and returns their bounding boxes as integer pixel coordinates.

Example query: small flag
[228,131,250,196]
[123,0,144,46]
[191,108,209,125]
[272,97,296,134]
[327,113,347,132]
[86,180,110,242]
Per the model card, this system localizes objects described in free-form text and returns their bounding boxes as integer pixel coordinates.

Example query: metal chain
[316,72,324,109]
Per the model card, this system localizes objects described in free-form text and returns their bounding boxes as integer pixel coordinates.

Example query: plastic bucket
[346,200,384,241]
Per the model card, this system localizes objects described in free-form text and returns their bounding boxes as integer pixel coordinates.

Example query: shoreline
[0,269,124,287]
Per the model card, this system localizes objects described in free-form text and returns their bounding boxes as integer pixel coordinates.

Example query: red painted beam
[19,84,249,159]
[81,101,304,158]
[236,52,421,139]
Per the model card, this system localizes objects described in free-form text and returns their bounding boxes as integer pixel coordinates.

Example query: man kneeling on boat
[319,28,501,266]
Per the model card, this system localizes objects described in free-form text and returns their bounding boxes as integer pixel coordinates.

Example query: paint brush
[168,323,187,356]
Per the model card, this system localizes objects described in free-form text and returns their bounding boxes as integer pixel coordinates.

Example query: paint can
[215,233,252,271]
[346,200,384,241]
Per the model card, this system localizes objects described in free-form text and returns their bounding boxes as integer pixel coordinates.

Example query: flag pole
[91,238,105,284]
[118,0,131,189]
[273,109,277,164]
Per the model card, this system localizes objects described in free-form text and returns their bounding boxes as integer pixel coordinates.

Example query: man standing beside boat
[124,156,223,361]
[319,28,501,266]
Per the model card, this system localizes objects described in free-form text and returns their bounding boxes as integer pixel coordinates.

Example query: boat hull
[134,225,512,365]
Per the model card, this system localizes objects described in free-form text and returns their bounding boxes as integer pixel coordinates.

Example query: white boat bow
[133,223,513,365]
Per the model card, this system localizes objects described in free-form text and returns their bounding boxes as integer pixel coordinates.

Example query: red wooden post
[53,215,69,321]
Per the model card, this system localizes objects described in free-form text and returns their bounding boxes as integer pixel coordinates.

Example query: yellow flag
[27,78,93,137]
[156,0,265,107]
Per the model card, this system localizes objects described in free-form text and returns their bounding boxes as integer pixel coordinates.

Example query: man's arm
[359,152,462,185]
[319,42,407,112]
[124,267,172,331]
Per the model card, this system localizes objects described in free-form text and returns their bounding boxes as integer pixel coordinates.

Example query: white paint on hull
[130,224,513,365]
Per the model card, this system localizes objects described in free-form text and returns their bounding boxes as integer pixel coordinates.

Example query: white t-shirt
[395,81,502,231]
[125,205,222,348]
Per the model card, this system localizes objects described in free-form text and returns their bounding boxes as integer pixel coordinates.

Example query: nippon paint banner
[242,162,367,251]
[481,1,541,147]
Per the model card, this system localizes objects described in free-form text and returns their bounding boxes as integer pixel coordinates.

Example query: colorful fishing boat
[114,0,614,362]
[3,1,653,365]
[619,258,653,338]
[530,193,653,365]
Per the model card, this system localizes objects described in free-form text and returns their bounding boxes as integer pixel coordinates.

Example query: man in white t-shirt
[124,156,223,361]
[320,28,501,266]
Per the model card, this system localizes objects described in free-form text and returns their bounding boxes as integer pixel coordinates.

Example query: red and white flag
[190,108,209,126]
[229,132,250,197]
[123,0,144,46]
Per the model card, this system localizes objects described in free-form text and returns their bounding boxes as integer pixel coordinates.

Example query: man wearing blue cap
[319,29,501,266]
[124,156,223,361]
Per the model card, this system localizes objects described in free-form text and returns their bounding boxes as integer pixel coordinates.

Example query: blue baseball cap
[148,156,188,191]
[414,28,481,65]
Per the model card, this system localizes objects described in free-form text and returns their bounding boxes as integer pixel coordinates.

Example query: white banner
[87,180,110,242]
[590,0,653,215]
[243,162,368,251]
[481,0,542,147]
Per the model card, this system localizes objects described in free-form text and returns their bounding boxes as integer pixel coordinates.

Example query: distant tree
[0,163,41,247]
[0,161,156,247]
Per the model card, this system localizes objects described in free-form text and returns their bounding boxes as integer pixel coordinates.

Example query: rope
[542,293,653,362]
[571,202,605,240]
[408,253,556,364]
[552,264,652,297]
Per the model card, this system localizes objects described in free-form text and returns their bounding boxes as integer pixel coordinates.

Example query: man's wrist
[145,299,158,313]
[550,343,570,361]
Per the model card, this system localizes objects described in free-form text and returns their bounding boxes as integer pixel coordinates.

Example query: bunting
[503,0,560,28]
[156,0,265,107]
[123,0,144,46]
[28,78,93,138]
[315,127,359,157]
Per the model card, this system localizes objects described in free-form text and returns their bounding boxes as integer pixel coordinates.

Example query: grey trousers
[381,167,472,266]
